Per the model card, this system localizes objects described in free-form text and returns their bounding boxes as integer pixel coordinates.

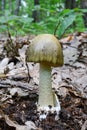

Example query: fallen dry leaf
[81,120,87,130]
[5,115,38,130]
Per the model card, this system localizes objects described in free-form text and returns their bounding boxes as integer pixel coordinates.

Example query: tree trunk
[14,0,21,15]
[65,0,76,9]
[1,0,5,11]
[32,0,40,22]
[9,0,13,14]
[80,0,87,27]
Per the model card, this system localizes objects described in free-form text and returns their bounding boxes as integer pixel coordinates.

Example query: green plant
[0,2,87,37]
[54,8,87,38]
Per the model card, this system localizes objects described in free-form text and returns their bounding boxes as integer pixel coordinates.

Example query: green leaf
[58,9,74,17]
[57,13,76,38]
[18,17,33,23]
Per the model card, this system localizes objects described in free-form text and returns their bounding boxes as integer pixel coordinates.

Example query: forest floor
[0,32,87,130]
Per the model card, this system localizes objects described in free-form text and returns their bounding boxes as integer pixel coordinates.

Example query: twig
[0,79,36,91]
[26,62,32,83]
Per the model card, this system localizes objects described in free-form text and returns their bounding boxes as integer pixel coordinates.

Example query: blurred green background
[0,0,87,38]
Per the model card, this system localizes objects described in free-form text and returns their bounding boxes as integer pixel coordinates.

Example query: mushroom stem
[38,62,54,107]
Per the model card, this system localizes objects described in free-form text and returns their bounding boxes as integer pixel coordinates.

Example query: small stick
[26,62,31,83]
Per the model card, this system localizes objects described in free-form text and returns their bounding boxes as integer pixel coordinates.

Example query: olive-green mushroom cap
[26,34,63,67]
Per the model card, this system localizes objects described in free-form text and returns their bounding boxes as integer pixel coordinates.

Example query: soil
[0,91,87,130]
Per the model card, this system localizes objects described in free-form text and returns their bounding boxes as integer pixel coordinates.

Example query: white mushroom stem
[38,62,54,107]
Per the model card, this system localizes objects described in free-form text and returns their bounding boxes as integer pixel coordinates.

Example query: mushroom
[26,34,63,112]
